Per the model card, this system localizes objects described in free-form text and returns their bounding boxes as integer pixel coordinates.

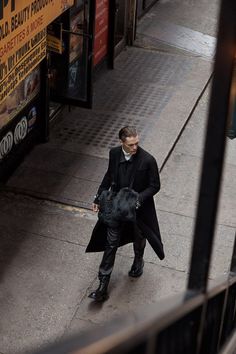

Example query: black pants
[98,224,146,279]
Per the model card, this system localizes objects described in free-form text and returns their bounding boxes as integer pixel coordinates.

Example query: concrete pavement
[1,1,233,353]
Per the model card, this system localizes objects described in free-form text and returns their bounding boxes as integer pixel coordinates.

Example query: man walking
[86,126,164,301]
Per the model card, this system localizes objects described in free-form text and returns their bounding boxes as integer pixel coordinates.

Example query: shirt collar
[122,147,132,161]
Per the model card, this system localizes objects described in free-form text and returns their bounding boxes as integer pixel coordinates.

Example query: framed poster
[70,9,84,63]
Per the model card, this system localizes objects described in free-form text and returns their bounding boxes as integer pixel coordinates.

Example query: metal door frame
[49,0,96,108]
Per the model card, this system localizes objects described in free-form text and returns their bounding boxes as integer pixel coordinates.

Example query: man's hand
[92,203,99,212]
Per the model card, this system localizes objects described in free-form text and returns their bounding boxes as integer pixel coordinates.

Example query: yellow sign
[47,23,63,54]
[0,29,46,103]
[0,0,74,104]
[47,33,63,54]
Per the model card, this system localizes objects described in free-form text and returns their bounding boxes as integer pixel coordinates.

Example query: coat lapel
[113,147,122,188]
[129,148,142,188]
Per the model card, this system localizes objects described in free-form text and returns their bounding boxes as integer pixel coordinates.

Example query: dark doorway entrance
[114,0,127,55]
[48,0,96,109]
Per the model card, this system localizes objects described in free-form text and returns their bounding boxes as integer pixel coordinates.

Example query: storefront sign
[0,0,74,104]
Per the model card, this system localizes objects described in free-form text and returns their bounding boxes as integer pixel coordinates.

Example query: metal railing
[32,0,236,353]
[32,271,236,354]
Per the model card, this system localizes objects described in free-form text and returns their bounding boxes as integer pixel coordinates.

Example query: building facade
[0,0,159,181]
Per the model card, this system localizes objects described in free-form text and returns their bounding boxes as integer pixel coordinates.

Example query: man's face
[121,135,139,155]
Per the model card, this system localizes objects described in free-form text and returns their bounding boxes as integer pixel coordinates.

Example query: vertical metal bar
[187,0,236,292]
[217,287,230,351]
[87,0,96,108]
[108,0,116,69]
[127,0,137,46]
[227,66,236,139]
[135,0,139,34]
[39,56,50,143]
[230,233,236,273]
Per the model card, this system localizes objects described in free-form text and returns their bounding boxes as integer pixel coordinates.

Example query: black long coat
[86,146,165,260]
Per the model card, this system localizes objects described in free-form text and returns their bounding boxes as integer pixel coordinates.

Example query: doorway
[48,0,96,109]
[114,0,127,55]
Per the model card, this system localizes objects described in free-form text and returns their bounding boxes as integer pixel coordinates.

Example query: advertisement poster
[70,10,84,63]
[0,0,74,104]
[0,66,40,130]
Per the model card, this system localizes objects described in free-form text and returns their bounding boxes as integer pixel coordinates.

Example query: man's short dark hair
[119,126,138,142]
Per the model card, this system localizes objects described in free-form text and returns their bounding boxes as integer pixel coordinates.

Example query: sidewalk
[0,1,229,354]
[4,2,216,209]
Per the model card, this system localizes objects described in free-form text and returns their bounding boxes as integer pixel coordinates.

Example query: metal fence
[32,271,236,354]
[33,0,236,353]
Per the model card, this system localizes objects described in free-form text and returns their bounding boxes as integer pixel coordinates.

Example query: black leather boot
[88,276,110,302]
[128,258,144,278]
